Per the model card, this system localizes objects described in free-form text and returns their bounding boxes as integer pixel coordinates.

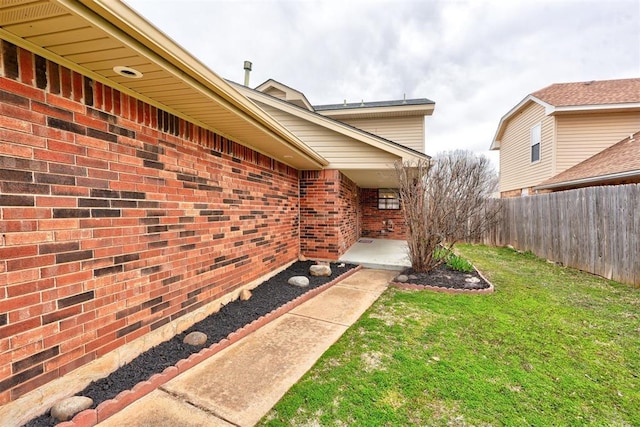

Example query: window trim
[378,188,400,210]
[530,122,541,163]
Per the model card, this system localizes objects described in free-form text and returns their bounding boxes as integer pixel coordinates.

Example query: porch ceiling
[0,0,327,170]
[341,168,400,189]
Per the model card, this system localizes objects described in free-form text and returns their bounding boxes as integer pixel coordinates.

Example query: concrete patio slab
[339,238,410,270]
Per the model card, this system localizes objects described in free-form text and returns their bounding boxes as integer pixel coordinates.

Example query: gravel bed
[397,263,490,290]
[25,261,356,427]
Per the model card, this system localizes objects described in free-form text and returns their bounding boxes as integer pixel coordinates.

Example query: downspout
[298,174,302,258]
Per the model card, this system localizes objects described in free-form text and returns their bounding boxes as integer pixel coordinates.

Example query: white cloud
[126,0,640,169]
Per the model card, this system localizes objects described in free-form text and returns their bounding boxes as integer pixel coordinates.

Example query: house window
[530,123,541,163]
[378,189,400,210]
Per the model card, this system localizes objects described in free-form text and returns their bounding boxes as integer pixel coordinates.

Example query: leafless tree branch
[395,150,501,272]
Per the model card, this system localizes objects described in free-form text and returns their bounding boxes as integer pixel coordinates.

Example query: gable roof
[491,78,640,150]
[0,0,327,169]
[255,79,314,111]
[536,130,640,190]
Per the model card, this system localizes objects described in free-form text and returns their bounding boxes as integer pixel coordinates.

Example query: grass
[259,245,640,426]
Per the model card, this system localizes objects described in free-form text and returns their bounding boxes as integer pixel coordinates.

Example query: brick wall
[0,41,300,405]
[500,188,525,198]
[500,186,551,198]
[337,172,360,253]
[299,169,359,259]
[360,188,406,239]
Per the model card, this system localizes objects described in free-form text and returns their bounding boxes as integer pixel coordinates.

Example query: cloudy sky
[125,0,640,169]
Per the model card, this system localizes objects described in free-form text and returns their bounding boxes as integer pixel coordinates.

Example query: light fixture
[113,66,143,79]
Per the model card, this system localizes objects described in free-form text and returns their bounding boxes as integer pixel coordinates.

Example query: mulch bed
[392,263,493,293]
[25,261,357,427]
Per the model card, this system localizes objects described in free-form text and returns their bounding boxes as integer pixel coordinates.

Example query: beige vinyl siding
[258,103,399,168]
[499,102,555,193]
[262,87,287,100]
[336,116,425,153]
[555,111,640,174]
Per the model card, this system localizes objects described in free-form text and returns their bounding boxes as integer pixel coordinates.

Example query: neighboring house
[0,0,433,421]
[491,78,640,197]
[234,79,433,251]
[535,130,640,191]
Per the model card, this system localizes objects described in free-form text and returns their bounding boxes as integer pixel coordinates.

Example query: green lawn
[259,245,640,426]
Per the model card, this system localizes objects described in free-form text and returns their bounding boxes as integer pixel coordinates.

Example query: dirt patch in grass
[360,351,387,372]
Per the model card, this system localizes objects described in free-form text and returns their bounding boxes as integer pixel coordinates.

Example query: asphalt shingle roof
[538,130,640,188]
[532,78,640,107]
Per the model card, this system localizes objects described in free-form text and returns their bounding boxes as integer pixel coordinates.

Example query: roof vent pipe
[243,61,252,86]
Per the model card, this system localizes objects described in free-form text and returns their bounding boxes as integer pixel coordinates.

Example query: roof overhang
[341,168,401,189]
[0,0,328,169]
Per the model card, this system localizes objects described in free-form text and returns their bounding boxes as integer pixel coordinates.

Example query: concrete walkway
[97,269,395,427]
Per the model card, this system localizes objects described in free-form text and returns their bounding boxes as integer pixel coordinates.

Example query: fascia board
[549,102,640,114]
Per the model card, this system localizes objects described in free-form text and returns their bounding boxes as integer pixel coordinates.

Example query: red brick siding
[360,188,406,239]
[337,172,360,252]
[0,41,300,404]
[299,170,359,259]
[500,186,551,198]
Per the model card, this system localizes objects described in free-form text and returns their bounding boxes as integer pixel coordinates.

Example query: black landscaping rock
[397,264,490,290]
[24,261,356,427]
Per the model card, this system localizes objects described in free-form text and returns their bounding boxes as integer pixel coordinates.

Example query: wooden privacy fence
[477,184,639,287]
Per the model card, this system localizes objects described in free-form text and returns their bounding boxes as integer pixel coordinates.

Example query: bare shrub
[394,150,500,272]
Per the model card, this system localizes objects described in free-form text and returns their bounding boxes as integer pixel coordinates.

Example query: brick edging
[390,267,495,294]
[56,264,363,427]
